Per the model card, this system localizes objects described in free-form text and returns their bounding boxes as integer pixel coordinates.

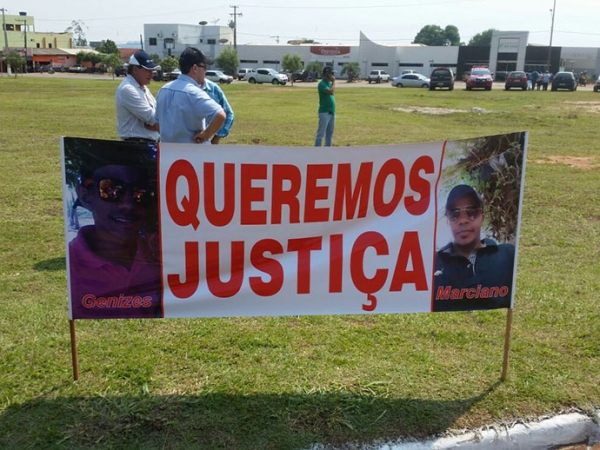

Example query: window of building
[240,59,258,64]
[263,60,280,64]
[149,38,157,46]
[372,62,389,67]
[207,39,216,45]
[398,63,424,67]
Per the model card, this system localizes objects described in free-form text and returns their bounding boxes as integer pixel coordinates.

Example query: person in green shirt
[314,66,336,147]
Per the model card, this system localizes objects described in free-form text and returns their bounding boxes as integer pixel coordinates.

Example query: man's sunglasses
[96,178,154,204]
[446,206,482,222]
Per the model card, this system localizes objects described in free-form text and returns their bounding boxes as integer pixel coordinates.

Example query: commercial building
[144,24,600,80]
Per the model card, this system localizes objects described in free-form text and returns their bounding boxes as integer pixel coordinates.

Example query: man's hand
[144,123,160,132]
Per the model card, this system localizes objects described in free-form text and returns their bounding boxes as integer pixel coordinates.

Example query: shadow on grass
[0,383,501,449]
[33,257,66,272]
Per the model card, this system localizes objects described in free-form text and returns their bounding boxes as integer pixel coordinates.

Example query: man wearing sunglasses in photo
[156,47,226,144]
[67,141,162,319]
[433,184,515,312]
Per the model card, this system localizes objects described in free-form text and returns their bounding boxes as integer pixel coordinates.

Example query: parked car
[237,68,255,81]
[206,70,233,84]
[504,71,528,90]
[594,77,600,92]
[429,67,455,90]
[115,64,128,77]
[391,73,430,88]
[163,68,181,81]
[152,69,164,81]
[247,68,288,85]
[466,65,493,90]
[551,72,577,91]
[367,70,390,83]
[69,64,85,73]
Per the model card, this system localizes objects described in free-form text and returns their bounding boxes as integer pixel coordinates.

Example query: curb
[386,411,600,450]
[310,410,600,450]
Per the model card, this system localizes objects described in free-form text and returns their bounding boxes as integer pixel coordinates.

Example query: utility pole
[229,5,242,50]
[270,35,280,44]
[547,0,557,72]
[1,8,11,75]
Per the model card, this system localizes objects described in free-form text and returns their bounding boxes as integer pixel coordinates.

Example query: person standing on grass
[115,50,160,144]
[314,66,336,147]
[156,47,226,144]
[541,72,551,91]
[433,184,515,312]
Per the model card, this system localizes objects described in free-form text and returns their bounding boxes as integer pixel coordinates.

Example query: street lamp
[547,0,557,72]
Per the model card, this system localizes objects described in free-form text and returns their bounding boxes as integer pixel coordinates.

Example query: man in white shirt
[115,50,160,143]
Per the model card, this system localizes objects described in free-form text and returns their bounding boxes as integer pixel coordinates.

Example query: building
[143,23,600,80]
[1,12,73,71]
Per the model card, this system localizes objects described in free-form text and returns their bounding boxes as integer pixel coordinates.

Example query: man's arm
[118,84,158,125]
[193,110,227,143]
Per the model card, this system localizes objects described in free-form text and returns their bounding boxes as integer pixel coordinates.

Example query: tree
[304,61,324,81]
[413,24,461,46]
[444,25,461,46]
[96,39,119,55]
[76,51,104,71]
[6,52,25,76]
[341,62,360,82]
[66,20,88,47]
[160,56,179,74]
[282,53,302,73]
[215,47,239,75]
[103,53,124,79]
[468,29,497,46]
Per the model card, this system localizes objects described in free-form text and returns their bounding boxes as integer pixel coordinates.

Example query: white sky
[6,0,599,48]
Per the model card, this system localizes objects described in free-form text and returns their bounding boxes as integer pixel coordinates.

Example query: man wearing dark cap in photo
[156,47,226,144]
[115,50,160,143]
[433,184,516,312]
[314,65,336,147]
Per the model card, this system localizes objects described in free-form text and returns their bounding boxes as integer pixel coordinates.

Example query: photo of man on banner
[433,132,525,312]
[62,138,162,319]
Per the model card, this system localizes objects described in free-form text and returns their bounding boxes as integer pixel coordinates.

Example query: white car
[392,73,430,88]
[367,70,390,83]
[247,68,288,85]
[205,70,233,84]
[237,68,255,80]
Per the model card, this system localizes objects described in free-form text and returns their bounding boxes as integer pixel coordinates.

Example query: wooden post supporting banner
[69,319,79,381]
[501,308,514,381]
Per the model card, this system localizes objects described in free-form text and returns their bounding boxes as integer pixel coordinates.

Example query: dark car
[429,67,454,91]
[551,72,577,91]
[115,64,128,77]
[504,71,528,90]
[466,66,493,91]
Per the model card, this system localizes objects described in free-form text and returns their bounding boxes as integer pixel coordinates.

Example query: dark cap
[323,66,333,75]
[445,184,483,210]
[129,50,159,70]
[179,47,214,68]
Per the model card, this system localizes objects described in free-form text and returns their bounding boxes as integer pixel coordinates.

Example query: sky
[6,0,600,48]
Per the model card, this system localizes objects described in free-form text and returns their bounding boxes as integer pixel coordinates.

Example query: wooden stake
[69,319,79,381]
[501,308,514,381]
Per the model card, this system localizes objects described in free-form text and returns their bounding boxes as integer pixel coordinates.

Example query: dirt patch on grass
[531,155,599,169]
[392,106,497,115]
[562,101,600,113]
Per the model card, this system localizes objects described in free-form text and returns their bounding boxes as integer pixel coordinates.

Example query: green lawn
[0,75,599,449]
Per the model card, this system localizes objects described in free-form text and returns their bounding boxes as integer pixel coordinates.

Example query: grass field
[0,75,599,449]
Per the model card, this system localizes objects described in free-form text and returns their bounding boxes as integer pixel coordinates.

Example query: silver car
[247,68,288,85]
[391,73,430,88]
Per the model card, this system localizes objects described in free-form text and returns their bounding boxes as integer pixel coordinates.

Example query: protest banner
[62,133,527,379]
